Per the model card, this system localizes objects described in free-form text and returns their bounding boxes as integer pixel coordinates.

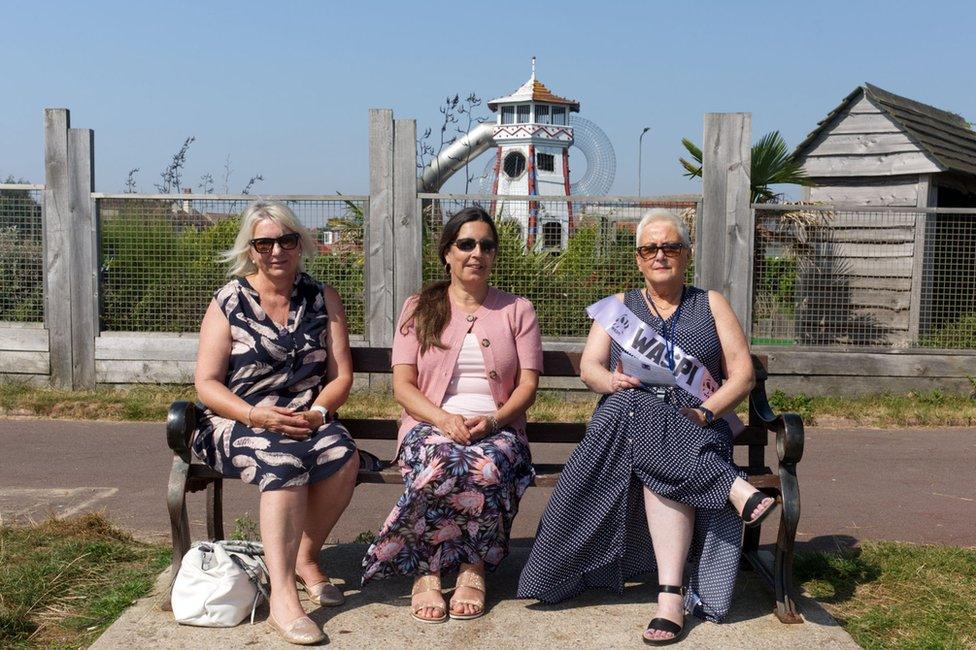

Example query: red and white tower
[487,58,579,249]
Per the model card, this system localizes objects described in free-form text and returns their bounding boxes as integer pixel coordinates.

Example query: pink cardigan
[391,287,544,447]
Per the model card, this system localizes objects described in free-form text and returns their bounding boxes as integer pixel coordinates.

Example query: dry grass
[0,513,169,648]
[2,380,974,428]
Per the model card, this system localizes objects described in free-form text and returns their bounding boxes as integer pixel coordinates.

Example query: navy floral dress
[191,273,357,492]
[362,423,534,582]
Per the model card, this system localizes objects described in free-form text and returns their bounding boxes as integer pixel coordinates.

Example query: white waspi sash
[586,295,744,435]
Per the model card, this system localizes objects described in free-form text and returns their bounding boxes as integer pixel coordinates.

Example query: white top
[440,333,496,417]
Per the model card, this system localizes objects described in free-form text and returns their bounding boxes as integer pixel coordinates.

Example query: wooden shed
[791,83,976,346]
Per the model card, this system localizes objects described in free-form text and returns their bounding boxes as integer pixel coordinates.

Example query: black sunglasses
[453,237,498,253]
[636,242,686,260]
[250,232,301,254]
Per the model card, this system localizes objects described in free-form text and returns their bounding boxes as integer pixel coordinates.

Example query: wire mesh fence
[0,185,44,323]
[420,194,696,338]
[96,195,366,334]
[751,204,976,349]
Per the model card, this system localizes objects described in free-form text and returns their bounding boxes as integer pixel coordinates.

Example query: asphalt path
[1,418,973,550]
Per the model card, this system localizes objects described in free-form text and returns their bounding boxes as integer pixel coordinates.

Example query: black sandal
[740,491,779,528]
[643,585,688,646]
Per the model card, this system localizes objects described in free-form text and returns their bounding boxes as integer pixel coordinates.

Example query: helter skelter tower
[487,58,579,249]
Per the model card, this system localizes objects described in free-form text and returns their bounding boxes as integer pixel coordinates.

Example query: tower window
[542,222,562,249]
[536,105,550,124]
[536,153,555,172]
[516,105,530,123]
[503,151,526,178]
[501,106,515,125]
[552,106,566,125]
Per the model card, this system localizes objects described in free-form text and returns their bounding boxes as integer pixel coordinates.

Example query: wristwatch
[310,404,333,424]
[695,406,715,427]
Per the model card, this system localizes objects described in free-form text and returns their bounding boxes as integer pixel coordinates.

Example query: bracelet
[485,415,500,434]
[246,405,256,428]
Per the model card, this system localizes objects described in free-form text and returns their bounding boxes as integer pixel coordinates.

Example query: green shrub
[919,311,976,349]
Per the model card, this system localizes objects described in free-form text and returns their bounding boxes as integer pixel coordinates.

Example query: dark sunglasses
[453,238,498,253]
[636,242,686,260]
[249,232,301,254]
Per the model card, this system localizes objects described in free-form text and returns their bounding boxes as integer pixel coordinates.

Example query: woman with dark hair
[362,207,543,623]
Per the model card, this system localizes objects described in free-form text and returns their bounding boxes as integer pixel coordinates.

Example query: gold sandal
[296,574,345,607]
[449,565,486,620]
[411,574,448,624]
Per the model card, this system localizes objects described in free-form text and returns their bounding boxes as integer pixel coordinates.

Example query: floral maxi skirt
[362,423,535,583]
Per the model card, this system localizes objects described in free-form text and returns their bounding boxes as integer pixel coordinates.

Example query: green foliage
[100,201,234,331]
[768,389,814,422]
[679,131,813,204]
[98,200,365,333]
[753,256,798,330]
[354,530,376,544]
[919,311,976,349]
[0,188,44,322]
[423,214,646,337]
[231,513,261,541]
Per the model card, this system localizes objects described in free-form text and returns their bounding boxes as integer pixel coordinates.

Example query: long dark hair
[405,206,499,353]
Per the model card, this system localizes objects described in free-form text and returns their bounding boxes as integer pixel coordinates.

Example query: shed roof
[794,83,976,177]
[488,75,580,112]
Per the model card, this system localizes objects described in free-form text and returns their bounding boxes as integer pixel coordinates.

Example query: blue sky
[3,0,975,197]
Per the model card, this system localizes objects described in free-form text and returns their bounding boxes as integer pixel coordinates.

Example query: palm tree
[680,131,824,344]
[678,131,812,204]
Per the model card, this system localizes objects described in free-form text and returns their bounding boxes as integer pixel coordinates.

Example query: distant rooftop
[794,83,976,177]
[488,60,580,112]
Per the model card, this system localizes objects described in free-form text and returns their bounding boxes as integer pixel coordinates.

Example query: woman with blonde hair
[192,201,359,645]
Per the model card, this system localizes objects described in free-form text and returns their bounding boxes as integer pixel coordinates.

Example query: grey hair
[635,208,691,247]
[221,201,318,277]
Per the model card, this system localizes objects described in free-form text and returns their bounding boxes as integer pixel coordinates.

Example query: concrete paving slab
[92,544,857,649]
[0,486,118,524]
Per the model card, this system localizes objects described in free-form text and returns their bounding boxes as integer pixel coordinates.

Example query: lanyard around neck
[645,286,685,371]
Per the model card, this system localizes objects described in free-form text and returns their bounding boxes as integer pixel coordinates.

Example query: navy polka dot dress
[517,287,746,622]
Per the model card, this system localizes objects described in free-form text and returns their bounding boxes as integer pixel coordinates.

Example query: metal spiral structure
[477,114,616,195]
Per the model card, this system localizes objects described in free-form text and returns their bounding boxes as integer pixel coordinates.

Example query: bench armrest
[748,355,804,466]
[166,400,200,463]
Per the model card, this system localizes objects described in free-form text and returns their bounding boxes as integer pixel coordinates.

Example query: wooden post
[693,198,703,286]
[367,109,395,347]
[68,128,96,388]
[393,118,421,322]
[44,108,72,388]
[908,174,936,345]
[700,113,753,340]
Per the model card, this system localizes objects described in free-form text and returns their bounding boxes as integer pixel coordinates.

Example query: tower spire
[531,56,536,81]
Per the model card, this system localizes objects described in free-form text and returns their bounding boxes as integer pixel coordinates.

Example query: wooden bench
[165,349,804,622]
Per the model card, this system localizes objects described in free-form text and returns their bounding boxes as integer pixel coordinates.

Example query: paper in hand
[620,352,676,387]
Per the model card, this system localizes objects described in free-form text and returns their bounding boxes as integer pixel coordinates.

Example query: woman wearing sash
[518,209,775,645]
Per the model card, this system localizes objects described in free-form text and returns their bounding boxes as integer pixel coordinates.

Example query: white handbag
[171,540,268,627]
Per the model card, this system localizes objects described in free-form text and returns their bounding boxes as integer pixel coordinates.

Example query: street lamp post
[638,126,651,198]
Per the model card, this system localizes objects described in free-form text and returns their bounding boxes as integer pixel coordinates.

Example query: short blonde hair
[635,208,690,247]
[221,201,318,277]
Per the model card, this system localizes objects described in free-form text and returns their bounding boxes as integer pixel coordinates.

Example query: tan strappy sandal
[449,564,486,620]
[411,574,448,624]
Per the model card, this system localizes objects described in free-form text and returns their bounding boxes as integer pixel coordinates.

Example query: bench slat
[350,348,584,377]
